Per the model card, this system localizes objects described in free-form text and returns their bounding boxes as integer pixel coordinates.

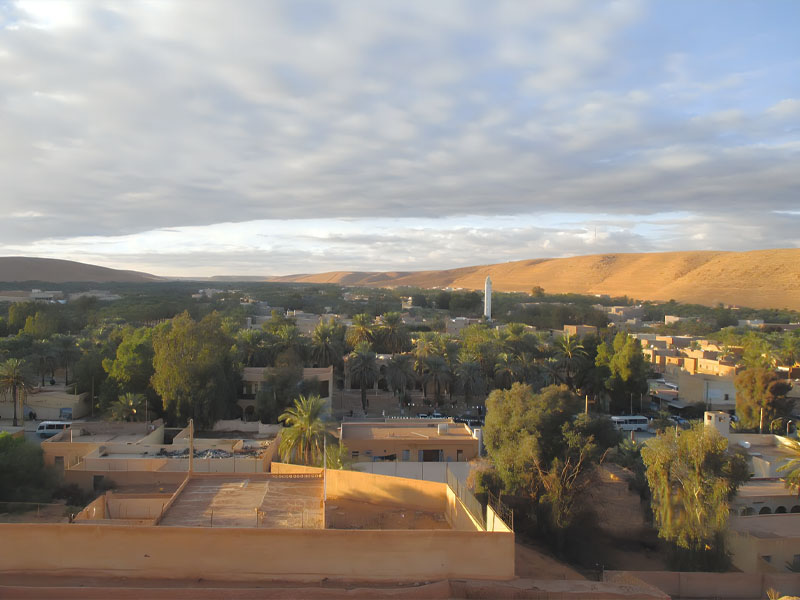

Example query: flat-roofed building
[728,515,800,573]
[340,420,479,463]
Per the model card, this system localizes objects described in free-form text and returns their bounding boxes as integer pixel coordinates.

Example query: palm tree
[347,342,378,412]
[278,394,330,465]
[311,318,343,368]
[52,334,79,386]
[422,355,451,408]
[385,354,415,398]
[553,334,587,390]
[30,339,56,386]
[494,353,516,389]
[346,313,375,349]
[0,358,29,427]
[112,392,145,422]
[378,312,409,354]
[456,359,485,404]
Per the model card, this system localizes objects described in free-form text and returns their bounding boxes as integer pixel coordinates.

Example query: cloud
[0,0,798,274]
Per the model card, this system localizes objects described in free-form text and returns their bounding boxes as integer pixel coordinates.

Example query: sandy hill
[266,249,800,311]
[0,257,160,283]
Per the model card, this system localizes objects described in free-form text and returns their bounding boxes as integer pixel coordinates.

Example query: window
[761,555,772,563]
[402,450,410,461]
[351,451,359,459]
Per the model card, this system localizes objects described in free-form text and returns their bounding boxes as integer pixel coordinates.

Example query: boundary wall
[605,570,800,599]
[0,523,514,582]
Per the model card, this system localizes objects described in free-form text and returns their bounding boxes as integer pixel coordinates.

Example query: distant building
[340,420,480,463]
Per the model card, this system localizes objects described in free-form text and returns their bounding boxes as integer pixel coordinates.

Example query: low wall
[605,570,800,599]
[0,523,515,582]
[351,461,473,484]
[445,486,483,531]
[325,468,447,514]
[65,468,186,493]
[486,505,512,533]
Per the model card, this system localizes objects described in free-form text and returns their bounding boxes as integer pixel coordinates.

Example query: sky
[0,0,798,277]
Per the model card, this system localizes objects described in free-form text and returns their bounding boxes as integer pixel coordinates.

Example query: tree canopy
[641,424,749,570]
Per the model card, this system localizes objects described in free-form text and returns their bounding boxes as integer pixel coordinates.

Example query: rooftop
[340,421,475,441]
[158,474,324,529]
[731,514,800,539]
[737,480,795,498]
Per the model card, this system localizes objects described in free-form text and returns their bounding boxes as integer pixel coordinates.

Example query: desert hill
[265,249,800,311]
[0,257,160,283]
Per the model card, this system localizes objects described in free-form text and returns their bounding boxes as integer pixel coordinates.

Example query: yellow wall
[445,486,483,531]
[324,467,447,514]
[0,523,514,582]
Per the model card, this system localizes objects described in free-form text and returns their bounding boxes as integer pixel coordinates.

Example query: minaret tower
[484,276,492,320]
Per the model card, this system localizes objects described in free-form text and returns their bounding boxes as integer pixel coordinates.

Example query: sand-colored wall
[607,570,800,599]
[728,526,800,573]
[445,486,483,531]
[74,495,106,520]
[64,468,186,493]
[486,505,512,533]
[325,468,447,514]
[0,523,514,582]
[107,494,172,520]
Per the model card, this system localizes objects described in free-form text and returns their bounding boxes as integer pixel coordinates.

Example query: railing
[487,490,514,532]
[446,465,485,529]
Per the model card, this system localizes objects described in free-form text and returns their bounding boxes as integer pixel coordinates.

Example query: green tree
[422,355,451,406]
[111,392,145,422]
[346,313,375,349]
[481,383,618,554]
[641,424,749,571]
[734,368,793,431]
[310,317,344,368]
[0,358,30,426]
[0,433,55,502]
[596,332,648,414]
[278,395,330,465]
[151,311,239,428]
[347,342,378,412]
[102,326,155,395]
[385,354,415,398]
[456,359,485,403]
[377,312,410,354]
[552,334,587,391]
[51,334,80,386]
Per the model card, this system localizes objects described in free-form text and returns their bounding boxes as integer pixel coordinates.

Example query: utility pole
[189,418,194,474]
[759,407,764,435]
[630,393,633,415]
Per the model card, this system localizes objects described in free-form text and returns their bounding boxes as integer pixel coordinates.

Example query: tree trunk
[361,383,367,412]
[12,385,18,427]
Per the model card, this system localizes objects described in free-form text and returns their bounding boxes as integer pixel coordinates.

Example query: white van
[611,416,649,432]
[36,421,71,438]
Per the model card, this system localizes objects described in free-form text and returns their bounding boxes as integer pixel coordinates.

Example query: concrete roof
[737,480,796,498]
[731,515,800,538]
[341,422,474,442]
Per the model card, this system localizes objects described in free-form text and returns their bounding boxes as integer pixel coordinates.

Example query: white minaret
[484,276,492,320]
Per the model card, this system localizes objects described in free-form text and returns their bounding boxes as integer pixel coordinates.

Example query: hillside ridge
[0,257,160,284]
[263,249,800,311]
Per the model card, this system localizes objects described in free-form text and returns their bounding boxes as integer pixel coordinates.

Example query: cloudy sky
[1,0,798,277]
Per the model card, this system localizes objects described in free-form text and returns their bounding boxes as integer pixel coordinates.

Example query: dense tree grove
[478,383,620,557]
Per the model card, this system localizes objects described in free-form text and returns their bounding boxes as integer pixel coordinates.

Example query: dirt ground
[515,542,586,580]
[326,498,449,530]
[0,503,69,523]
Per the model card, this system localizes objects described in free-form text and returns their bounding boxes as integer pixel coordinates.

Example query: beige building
[729,515,800,573]
[340,420,480,463]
